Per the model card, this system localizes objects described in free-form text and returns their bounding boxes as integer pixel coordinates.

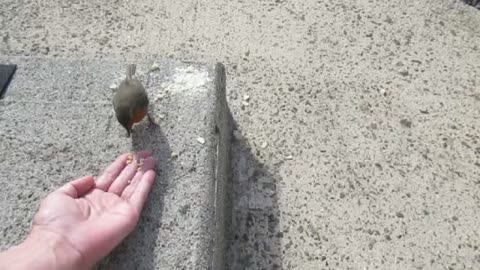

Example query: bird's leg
[147,113,156,127]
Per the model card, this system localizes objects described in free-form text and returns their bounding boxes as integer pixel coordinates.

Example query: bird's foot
[147,113,156,127]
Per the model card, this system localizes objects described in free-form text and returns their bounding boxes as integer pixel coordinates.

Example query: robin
[113,64,152,137]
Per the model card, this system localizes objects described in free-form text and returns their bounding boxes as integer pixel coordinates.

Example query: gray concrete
[0,56,231,269]
[1,0,480,269]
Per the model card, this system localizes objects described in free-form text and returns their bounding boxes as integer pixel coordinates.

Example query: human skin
[0,151,157,270]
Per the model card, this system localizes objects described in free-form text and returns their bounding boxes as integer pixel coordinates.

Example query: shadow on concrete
[97,122,171,270]
[228,120,283,270]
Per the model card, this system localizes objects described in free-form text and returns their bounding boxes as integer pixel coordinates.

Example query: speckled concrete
[1,0,480,269]
[0,56,231,269]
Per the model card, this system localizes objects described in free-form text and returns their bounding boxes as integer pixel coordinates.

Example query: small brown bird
[113,64,150,137]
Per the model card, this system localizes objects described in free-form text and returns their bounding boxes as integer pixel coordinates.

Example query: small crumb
[137,167,143,172]
[243,95,250,101]
[138,158,144,166]
[150,62,160,72]
[380,89,386,96]
[242,101,249,106]
[170,152,178,159]
[196,137,206,144]
[126,154,133,164]
[285,155,293,160]
[158,114,166,119]
[261,142,268,148]
[109,84,117,90]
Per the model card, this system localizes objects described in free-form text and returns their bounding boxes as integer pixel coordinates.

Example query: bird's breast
[132,109,147,124]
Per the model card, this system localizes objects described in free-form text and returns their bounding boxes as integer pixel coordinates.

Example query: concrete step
[0,56,232,269]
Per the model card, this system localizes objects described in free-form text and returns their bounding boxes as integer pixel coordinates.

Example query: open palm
[31,152,156,269]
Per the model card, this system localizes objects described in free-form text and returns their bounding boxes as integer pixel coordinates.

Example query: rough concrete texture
[462,0,480,9]
[0,56,231,269]
[1,0,480,269]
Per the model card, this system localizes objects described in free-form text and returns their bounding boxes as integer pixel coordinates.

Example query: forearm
[0,229,86,270]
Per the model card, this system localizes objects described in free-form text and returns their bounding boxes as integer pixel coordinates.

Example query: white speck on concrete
[150,62,160,72]
[196,137,206,144]
[161,66,211,94]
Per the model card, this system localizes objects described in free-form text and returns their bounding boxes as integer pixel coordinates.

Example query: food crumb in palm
[126,153,134,164]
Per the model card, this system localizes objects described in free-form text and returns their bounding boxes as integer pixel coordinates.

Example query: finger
[58,176,95,198]
[108,151,151,196]
[95,153,131,191]
[121,156,156,200]
[130,170,156,212]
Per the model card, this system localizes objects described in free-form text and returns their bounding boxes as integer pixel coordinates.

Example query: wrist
[0,228,87,270]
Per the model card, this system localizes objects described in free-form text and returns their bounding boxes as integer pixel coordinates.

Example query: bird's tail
[126,64,136,81]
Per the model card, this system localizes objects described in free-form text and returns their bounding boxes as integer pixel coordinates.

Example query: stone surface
[1,0,480,269]
[0,56,231,269]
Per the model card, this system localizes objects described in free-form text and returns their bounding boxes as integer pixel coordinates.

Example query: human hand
[0,151,156,270]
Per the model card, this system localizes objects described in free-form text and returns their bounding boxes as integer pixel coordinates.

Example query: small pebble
[109,84,117,90]
[196,137,206,144]
[261,142,268,149]
[285,155,293,160]
[242,101,249,106]
[243,95,250,101]
[171,152,178,159]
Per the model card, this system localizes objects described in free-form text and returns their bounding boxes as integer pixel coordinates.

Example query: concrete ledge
[0,56,231,269]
